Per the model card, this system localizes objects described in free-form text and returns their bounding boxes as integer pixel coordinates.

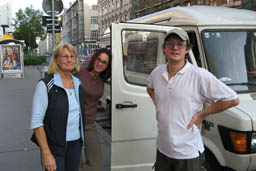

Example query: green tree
[13,6,45,53]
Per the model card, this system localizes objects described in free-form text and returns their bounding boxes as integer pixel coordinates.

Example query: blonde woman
[30,43,85,171]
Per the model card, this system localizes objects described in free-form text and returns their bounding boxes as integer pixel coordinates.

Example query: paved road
[0,66,111,171]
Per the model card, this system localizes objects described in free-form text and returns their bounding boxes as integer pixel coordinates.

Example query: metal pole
[150,0,152,14]
[51,0,55,51]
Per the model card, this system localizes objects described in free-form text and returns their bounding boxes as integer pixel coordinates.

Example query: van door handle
[115,101,137,109]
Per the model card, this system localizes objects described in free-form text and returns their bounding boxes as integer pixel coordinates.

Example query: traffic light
[42,16,61,33]
[47,25,61,33]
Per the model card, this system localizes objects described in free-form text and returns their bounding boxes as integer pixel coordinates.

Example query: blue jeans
[48,139,82,171]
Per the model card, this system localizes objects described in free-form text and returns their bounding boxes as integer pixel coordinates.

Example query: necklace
[67,89,73,96]
[89,71,99,79]
[61,75,74,96]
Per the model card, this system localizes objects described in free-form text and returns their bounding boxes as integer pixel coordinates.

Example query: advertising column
[0,44,24,78]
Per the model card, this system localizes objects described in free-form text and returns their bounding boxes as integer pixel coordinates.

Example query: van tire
[201,149,223,171]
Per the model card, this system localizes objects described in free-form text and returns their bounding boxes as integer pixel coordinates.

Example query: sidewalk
[0,66,111,171]
[80,123,111,171]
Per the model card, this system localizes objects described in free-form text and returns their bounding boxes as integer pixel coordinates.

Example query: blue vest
[31,74,85,156]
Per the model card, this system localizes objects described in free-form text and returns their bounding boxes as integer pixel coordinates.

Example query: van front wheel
[201,149,223,171]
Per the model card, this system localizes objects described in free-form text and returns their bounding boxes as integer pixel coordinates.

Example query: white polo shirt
[147,62,238,159]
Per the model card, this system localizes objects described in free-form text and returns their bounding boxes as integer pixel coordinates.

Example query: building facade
[38,33,61,56]
[61,0,98,57]
[0,0,13,36]
[83,3,99,56]
[98,0,131,38]
[98,0,256,38]
[132,0,255,18]
[61,0,84,55]
[38,36,48,56]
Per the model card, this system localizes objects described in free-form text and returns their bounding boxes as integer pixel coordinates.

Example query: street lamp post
[51,0,56,50]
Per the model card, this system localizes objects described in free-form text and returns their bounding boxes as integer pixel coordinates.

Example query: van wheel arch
[201,148,223,171]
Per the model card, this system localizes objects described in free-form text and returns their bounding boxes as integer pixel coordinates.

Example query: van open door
[110,23,178,171]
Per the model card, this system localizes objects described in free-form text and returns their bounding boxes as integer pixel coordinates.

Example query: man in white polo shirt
[146,28,239,171]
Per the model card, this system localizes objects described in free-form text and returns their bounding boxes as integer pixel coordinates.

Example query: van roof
[129,5,256,26]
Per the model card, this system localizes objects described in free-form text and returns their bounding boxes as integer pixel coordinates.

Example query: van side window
[188,32,202,67]
[122,30,165,86]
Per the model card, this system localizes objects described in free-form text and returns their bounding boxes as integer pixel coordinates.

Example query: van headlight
[218,125,256,154]
[251,133,256,153]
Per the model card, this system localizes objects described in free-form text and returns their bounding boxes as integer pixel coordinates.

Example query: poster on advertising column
[0,44,24,78]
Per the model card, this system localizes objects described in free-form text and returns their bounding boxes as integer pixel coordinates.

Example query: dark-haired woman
[76,48,111,171]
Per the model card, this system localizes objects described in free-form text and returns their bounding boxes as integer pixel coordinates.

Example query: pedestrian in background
[146,28,239,171]
[76,48,111,171]
[30,43,85,171]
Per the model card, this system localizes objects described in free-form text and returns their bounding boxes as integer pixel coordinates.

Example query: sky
[11,0,97,17]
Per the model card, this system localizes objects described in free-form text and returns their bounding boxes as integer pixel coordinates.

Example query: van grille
[250,93,256,100]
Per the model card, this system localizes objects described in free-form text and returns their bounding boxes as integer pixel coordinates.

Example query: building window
[91,30,98,39]
[91,16,98,24]
[122,30,161,84]
[92,5,97,10]
[125,0,128,4]
[197,0,203,4]
[113,0,115,5]
[209,0,215,5]
[116,0,119,8]
[89,44,99,55]
[102,6,104,14]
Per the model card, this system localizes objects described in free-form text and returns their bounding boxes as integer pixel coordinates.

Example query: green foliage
[13,6,45,53]
[24,55,46,65]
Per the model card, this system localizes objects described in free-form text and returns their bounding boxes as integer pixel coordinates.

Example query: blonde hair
[47,43,80,74]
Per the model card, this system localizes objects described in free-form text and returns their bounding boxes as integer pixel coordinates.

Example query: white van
[100,6,256,171]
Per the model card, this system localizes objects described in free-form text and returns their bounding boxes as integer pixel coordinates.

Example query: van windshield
[202,30,256,93]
